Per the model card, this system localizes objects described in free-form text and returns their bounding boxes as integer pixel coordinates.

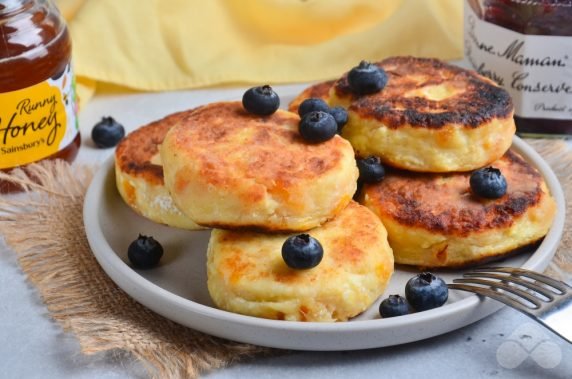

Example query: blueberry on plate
[242,85,280,115]
[298,97,330,117]
[91,116,125,148]
[357,156,385,183]
[282,234,323,269]
[299,111,337,143]
[328,106,348,132]
[128,234,164,269]
[379,295,410,318]
[470,167,507,199]
[347,61,388,95]
[405,272,448,312]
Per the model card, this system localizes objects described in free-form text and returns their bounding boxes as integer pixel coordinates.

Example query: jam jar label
[464,1,572,120]
[0,62,78,169]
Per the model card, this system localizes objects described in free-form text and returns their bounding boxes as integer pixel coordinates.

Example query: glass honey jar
[0,0,80,192]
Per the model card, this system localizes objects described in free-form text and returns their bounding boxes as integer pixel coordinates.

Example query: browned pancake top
[362,150,544,236]
[214,201,388,285]
[334,56,513,128]
[115,110,194,185]
[165,102,350,190]
[288,80,336,113]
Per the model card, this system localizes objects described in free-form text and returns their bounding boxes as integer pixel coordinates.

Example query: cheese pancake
[360,150,556,268]
[115,111,204,230]
[207,202,394,322]
[288,80,335,113]
[330,56,516,172]
[160,101,358,232]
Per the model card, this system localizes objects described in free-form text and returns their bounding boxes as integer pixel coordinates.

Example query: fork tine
[462,272,555,301]
[452,278,542,308]
[470,267,569,293]
[448,283,535,314]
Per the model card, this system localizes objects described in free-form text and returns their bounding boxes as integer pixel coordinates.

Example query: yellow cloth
[56,0,462,104]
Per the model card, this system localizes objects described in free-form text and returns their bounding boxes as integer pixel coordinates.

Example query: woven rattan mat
[0,139,570,378]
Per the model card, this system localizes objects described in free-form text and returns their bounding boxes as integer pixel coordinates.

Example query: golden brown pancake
[115,111,204,230]
[160,101,358,232]
[360,149,556,268]
[329,56,516,172]
[207,202,394,322]
[288,80,335,113]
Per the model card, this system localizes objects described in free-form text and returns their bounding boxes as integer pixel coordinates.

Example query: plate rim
[83,134,566,350]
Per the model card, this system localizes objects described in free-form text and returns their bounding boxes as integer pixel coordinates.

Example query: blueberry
[357,156,385,183]
[91,116,125,148]
[298,111,337,143]
[470,167,507,199]
[328,106,348,132]
[282,234,323,269]
[347,61,388,95]
[405,272,448,312]
[128,234,164,269]
[242,85,280,115]
[298,98,330,117]
[379,295,410,318]
[353,181,363,201]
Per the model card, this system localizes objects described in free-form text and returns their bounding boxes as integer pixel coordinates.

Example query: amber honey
[0,0,80,192]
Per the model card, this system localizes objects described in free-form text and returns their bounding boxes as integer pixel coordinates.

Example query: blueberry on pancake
[160,101,358,232]
[329,56,516,173]
[207,202,394,321]
[288,80,335,114]
[360,150,556,268]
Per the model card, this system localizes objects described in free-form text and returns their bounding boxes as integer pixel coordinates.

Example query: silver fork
[448,267,572,344]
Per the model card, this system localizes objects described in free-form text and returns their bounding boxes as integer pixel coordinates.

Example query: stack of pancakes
[114,56,556,322]
[290,56,556,269]
[115,102,394,322]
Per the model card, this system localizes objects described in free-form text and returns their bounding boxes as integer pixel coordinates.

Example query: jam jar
[0,0,80,192]
[465,0,572,136]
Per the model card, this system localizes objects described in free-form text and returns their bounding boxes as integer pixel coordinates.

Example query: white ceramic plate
[84,129,565,351]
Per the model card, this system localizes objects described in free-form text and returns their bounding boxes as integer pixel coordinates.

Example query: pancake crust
[288,80,335,113]
[160,101,358,232]
[115,111,204,230]
[207,202,394,322]
[360,150,556,268]
[329,56,516,172]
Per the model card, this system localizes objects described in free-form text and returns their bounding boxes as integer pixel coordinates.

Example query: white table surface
[1,84,571,379]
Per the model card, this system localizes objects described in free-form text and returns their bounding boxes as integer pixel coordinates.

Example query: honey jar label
[0,63,78,169]
[464,1,572,120]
